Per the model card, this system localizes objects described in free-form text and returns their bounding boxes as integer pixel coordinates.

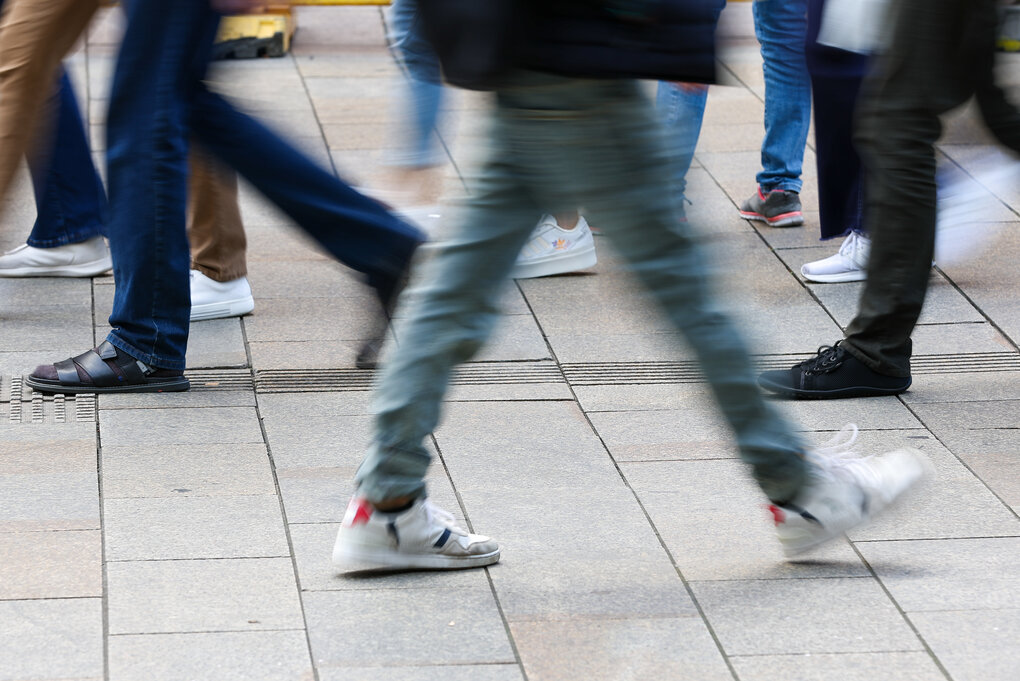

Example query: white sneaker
[190,270,254,321]
[0,236,111,277]
[770,424,931,557]
[801,232,870,283]
[511,214,597,279]
[332,496,500,571]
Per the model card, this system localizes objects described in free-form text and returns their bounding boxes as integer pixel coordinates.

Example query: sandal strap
[54,358,82,385]
[97,341,150,383]
[71,345,123,388]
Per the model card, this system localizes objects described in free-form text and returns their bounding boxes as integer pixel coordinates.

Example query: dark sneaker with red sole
[740,187,804,227]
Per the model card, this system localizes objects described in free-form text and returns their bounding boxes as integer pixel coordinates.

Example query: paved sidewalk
[2,5,1019,680]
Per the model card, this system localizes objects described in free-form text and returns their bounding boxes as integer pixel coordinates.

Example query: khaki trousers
[0,0,246,281]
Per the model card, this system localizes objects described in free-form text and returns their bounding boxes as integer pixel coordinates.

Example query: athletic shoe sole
[0,255,113,278]
[739,210,805,228]
[190,295,255,322]
[333,543,501,572]
[801,269,867,283]
[758,375,911,399]
[511,244,597,279]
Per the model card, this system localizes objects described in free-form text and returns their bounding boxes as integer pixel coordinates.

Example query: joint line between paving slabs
[428,432,532,681]
[848,542,955,681]
[512,278,742,679]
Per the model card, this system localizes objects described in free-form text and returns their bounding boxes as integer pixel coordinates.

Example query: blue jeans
[25,71,107,248]
[356,72,808,506]
[753,0,811,192]
[654,82,709,206]
[388,0,444,167]
[105,0,423,370]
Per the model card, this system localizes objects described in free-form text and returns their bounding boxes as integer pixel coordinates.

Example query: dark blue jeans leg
[104,0,209,370]
[26,71,107,248]
[190,88,424,291]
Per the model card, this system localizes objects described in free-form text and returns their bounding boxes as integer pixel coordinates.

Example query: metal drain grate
[255,361,565,393]
[563,352,1020,386]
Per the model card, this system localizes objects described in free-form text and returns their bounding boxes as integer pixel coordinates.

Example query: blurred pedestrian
[26,0,424,393]
[759,0,1020,398]
[333,0,928,572]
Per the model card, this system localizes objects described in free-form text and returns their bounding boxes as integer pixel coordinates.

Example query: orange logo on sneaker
[552,238,569,250]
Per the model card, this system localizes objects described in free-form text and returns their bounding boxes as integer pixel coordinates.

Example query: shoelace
[807,423,883,491]
[798,343,846,375]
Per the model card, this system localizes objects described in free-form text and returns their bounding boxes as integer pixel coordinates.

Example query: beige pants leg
[188,145,248,282]
[0,0,100,204]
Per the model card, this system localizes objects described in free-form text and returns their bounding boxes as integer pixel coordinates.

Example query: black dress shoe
[758,342,911,399]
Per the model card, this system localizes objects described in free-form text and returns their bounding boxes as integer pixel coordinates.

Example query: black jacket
[521,0,723,84]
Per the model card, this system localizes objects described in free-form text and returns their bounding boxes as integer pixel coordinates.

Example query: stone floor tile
[0,598,103,680]
[0,305,96,352]
[910,322,1014,357]
[243,296,378,343]
[257,391,373,418]
[622,459,869,581]
[589,408,735,462]
[183,318,249,369]
[249,339,375,370]
[908,399,1020,431]
[107,558,303,635]
[421,314,550,363]
[0,472,99,532]
[262,413,373,469]
[104,495,289,560]
[290,523,486,593]
[0,430,95,474]
[303,588,514,668]
[317,664,524,681]
[510,618,732,681]
[246,259,363,300]
[99,389,257,410]
[730,652,945,681]
[0,278,93,309]
[108,630,313,681]
[911,609,1020,681]
[0,530,101,600]
[691,578,920,655]
[99,406,264,447]
[858,538,1020,612]
[924,428,1020,509]
[101,443,275,498]
[901,371,1020,404]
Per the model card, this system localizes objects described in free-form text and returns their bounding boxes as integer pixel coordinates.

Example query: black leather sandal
[25,341,190,394]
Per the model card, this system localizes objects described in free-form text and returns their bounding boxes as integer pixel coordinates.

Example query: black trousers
[843,0,1020,376]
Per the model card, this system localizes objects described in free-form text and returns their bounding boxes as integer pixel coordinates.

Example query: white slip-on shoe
[801,232,871,283]
[770,424,932,557]
[0,236,112,277]
[511,214,597,279]
[333,496,500,572]
[190,270,255,321]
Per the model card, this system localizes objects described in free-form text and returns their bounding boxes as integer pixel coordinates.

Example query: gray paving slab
[901,370,1020,404]
[857,538,1020,612]
[99,389,257,410]
[910,609,1020,681]
[317,665,524,681]
[244,223,330,262]
[908,399,1020,431]
[108,631,313,681]
[261,412,373,469]
[103,495,289,560]
[101,443,275,499]
[293,50,399,79]
[249,339,377,369]
[303,588,514,668]
[925,428,1020,510]
[798,271,984,327]
[589,407,732,461]
[0,472,99,532]
[510,617,732,681]
[690,578,920,655]
[0,598,103,681]
[0,305,96,351]
[0,429,96,473]
[258,391,373,418]
[0,530,102,600]
[730,652,945,681]
[910,322,1016,356]
[182,318,249,368]
[243,296,379,343]
[622,459,869,581]
[0,277,93,308]
[99,406,264,447]
[107,558,304,634]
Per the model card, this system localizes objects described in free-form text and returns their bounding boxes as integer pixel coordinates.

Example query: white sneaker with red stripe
[332,497,500,571]
[769,425,931,557]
